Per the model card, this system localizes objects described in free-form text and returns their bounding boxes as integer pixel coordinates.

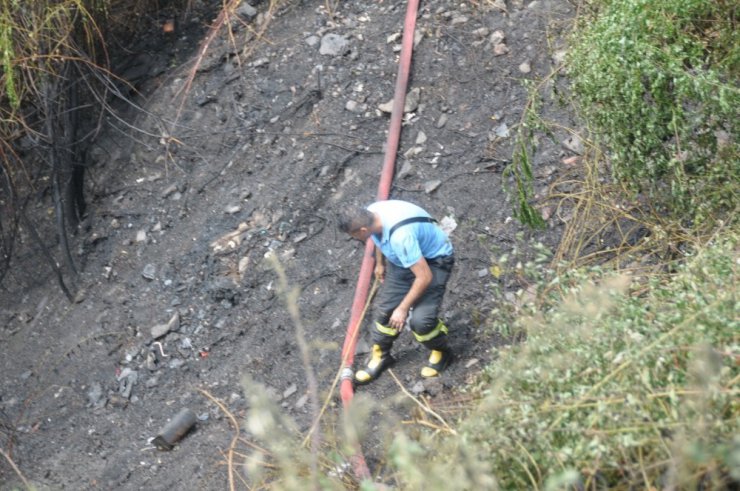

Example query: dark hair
[337,205,374,233]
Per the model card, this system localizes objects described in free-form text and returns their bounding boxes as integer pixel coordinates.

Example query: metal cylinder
[152,408,197,450]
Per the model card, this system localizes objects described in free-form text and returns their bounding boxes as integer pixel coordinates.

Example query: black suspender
[387,216,437,238]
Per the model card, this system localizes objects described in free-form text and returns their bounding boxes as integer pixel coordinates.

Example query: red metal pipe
[338,0,420,481]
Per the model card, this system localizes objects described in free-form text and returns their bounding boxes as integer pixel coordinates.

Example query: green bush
[568,0,739,221]
[460,232,739,489]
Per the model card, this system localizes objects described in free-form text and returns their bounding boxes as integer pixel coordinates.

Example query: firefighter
[338,200,455,384]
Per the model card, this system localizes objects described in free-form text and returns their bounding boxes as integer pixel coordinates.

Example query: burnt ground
[1,0,578,488]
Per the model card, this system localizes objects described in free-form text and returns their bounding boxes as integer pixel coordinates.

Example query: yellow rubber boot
[421,349,451,378]
[355,344,394,385]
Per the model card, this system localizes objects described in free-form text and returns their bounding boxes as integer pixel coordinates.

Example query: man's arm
[388,257,432,330]
[374,244,385,281]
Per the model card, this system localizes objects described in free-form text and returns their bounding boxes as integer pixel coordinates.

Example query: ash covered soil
[1,0,577,488]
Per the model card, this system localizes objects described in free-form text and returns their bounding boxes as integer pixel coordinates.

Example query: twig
[197,388,241,491]
[0,447,32,490]
[387,369,457,435]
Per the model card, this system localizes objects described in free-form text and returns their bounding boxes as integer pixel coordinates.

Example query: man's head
[337,205,376,241]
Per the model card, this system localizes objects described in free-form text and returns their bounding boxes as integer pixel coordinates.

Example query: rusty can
[152,408,197,450]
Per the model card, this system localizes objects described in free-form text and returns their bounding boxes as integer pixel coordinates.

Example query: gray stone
[493,43,509,56]
[305,35,320,47]
[295,394,308,409]
[398,160,414,179]
[142,264,157,281]
[319,34,349,56]
[236,2,258,20]
[451,15,468,26]
[518,61,531,74]
[283,384,297,399]
[424,180,442,194]
[436,113,448,128]
[150,312,180,339]
[490,30,505,46]
[404,87,421,113]
[562,135,584,154]
[87,382,104,407]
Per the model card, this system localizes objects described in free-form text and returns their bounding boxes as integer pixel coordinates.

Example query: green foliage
[463,231,739,489]
[505,80,548,230]
[568,0,739,221]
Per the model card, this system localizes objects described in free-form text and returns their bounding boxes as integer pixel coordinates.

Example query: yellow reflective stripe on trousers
[375,322,398,337]
[413,320,448,342]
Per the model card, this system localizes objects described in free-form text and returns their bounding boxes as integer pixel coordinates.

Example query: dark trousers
[372,255,454,351]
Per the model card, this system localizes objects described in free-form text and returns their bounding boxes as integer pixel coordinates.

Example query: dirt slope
[0,0,575,488]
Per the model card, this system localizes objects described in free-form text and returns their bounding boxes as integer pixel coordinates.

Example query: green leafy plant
[568,0,739,222]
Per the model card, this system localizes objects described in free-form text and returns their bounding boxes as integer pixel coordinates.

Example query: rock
[345,100,359,112]
[552,49,567,65]
[424,180,442,194]
[439,216,457,236]
[146,352,159,371]
[436,113,448,128]
[415,131,427,145]
[319,33,349,56]
[518,61,531,74]
[404,87,421,113]
[472,27,490,38]
[224,204,241,214]
[423,378,443,396]
[151,312,180,339]
[562,135,584,154]
[378,100,394,113]
[411,381,425,395]
[495,122,510,138]
[398,160,414,179]
[490,30,505,45]
[283,384,297,399]
[142,264,157,281]
[451,15,468,26]
[387,32,401,44]
[87,382,104,407]
[136,230,147,243]
[493,43,509,56]
[305,35,319,47]
[477,268,488,278]
[403,146,423,158]
[236,2,257,20]
[117,368,138,399]
[491,0,507,12]
[295,393,308,409]
[465,358,480,368]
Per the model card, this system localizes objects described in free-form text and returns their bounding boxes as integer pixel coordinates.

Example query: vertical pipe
[338,0,420,481]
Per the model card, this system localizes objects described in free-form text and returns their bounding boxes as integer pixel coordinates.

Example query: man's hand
[374,263,385,282]
[389,305,409,331]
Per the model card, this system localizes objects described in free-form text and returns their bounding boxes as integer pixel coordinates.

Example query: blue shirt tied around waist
[367,200,453,268]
